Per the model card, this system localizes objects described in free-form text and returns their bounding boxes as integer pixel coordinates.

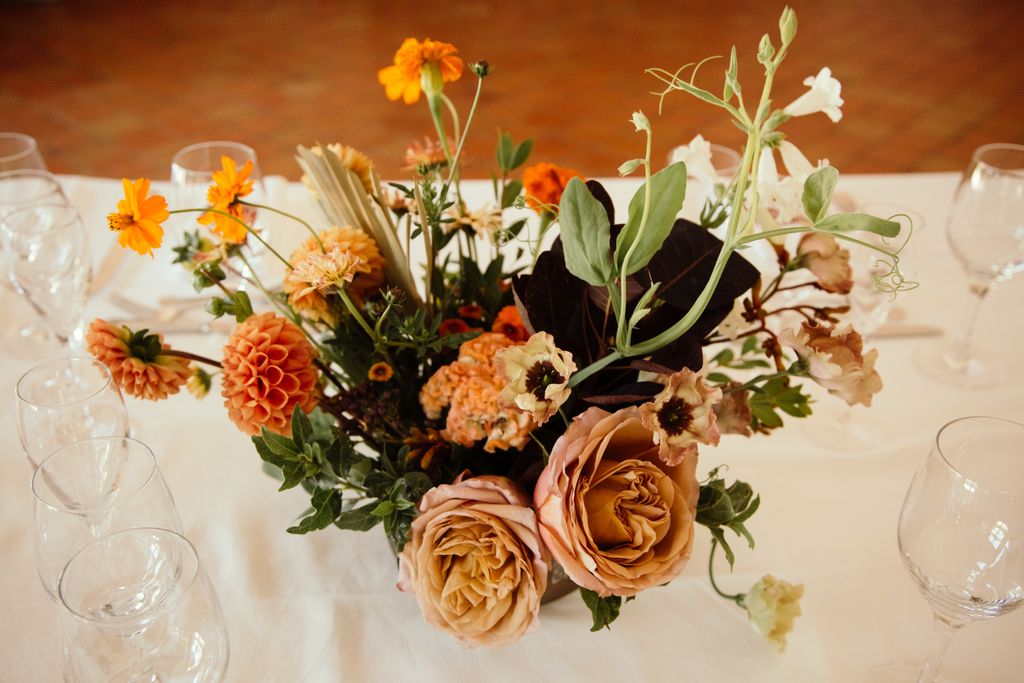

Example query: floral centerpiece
[88,8,912,649]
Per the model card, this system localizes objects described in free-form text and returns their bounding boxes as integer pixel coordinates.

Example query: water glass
[59,528,229,682]
[32,437,182,601]
[16,357,130,468]
[0,132,46,172]
[0,169,67,218]
[0,202,91,349]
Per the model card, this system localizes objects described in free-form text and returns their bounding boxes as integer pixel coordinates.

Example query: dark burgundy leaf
[629,359,677,375]
[585,180,615,226]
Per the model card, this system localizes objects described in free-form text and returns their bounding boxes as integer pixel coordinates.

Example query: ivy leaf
[559,178,613,286]
[580,589,623,631]
[801,166,838,223]
[614,162,687,276]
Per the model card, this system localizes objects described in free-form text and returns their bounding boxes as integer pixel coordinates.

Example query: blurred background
[1,0,1022,180]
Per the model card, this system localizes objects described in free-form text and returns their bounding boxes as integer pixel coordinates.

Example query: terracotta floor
[1,0,1022,181]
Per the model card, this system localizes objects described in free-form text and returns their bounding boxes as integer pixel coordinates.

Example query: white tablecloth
[1,173,1021,682]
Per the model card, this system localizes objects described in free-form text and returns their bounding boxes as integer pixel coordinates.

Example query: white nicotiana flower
[745,575,804,651]
[756,141,831,225]
[783,67,844,122]
[668,134,719,187]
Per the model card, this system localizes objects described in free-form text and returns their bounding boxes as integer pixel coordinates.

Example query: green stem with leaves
[169,208,290,269]
[240,201,323,250]
[708,539,746,607]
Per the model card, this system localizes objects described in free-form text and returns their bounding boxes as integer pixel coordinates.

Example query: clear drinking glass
[170,141,266,239]
[31,437,182,601]
[59,527,229,682]
[0,202,92,350]
[916,143,1024,388]
[862,416,1024,682]
[0,132,46,171]
[16,357,130,468]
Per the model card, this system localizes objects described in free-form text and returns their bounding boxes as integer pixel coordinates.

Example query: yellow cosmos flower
[197,156,254,243]
[378,37,463,105]
[106,178,169,257]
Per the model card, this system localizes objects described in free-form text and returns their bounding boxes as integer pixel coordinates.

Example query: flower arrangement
[89,8,913,649]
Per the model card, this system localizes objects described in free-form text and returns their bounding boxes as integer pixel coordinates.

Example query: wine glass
[16,357,131,468]
[862,416,1024,682]
[916,143,1024,388]
[31,437,182,602]
[0,132,46,171]
[58,527,229,682]
[0,202,92,352]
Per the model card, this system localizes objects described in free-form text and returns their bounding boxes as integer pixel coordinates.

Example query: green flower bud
[470,60,492,78]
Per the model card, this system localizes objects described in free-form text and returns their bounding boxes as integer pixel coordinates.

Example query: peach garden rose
[534,406,701,597]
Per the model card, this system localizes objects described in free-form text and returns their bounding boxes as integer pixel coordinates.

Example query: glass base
[914,336,1004,389]
[858,662,957,683]
[803,405,879,453]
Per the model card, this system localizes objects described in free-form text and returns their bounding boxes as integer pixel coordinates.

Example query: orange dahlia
[378,37,463,105]
[521,162,583,214]
[86,319,191,400]
[198,156,255,243]
[221,312,320,436]
[283,226,386,326]
[106,178,169,257]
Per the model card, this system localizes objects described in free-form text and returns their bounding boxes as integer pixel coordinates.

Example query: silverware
[88,243,126,296]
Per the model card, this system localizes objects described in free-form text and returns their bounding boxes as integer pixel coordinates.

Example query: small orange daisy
[439,318,471,336]
[368,362,394,382]
[521,162,583,214]
[106,178,169,257]
[378,38,463,105]
[198,156,255,243]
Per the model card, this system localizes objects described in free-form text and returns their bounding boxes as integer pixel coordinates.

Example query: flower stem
[163,349,222,368]
[708,539,745,606]
[169,208,290,268]
[240,201,322,250]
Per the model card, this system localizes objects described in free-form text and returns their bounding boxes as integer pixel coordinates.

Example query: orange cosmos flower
[521,162,583,214]
[378,37,463,105]
[492,305,530,342]
[106,178,169,257]
[198,156,255,243]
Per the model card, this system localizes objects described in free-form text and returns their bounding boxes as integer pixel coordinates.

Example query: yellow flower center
[106,212,134,232]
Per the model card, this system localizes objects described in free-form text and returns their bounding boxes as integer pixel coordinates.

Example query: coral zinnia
[221,312,320,436]
[378,38,463,105]
[198,156,255,243]
[521,162,582,214]
[492,305,530,342]
[86,319,191,400]
[106,178,169,257]
[284,226,386,326]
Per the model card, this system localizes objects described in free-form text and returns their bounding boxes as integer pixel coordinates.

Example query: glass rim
[0,201,81,234]
[0,132,39,165]
[16,356,117,409]
[58,526,200,624]
[31,436,157,514]
[970,143,1024,180]
[934,415,1024,498]
[171,140,257,169]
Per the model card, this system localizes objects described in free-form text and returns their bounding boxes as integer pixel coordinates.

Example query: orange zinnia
[521,162,583,214]
[378,37,463,105]
[198,156,255,243]
[106,178,169,257]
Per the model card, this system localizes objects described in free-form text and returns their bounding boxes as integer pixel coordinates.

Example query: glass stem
[917,613,962,683]
[950,280,988,364]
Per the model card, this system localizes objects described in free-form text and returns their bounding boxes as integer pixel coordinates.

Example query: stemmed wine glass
[58,527,229,682]
[916,143,1024,387]
[0,132,46,171]
[862,416,1024,682]
[16,357,131,468]
[0,202,92,352]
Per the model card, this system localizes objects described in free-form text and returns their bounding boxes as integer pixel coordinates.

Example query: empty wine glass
[0,132,46,171]
[16,357,130,468]
[916,143,1024,388]
[862,416,1024,682]
[59,527,229,682]
[0,202,91,351]
[32,437,182,601]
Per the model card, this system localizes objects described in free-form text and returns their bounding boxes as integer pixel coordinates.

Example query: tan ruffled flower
[403,136,453,171]
[398,475,548,647]
[797,232,853,294]
[451,203,503,238]
[639,369,722,466]
[534,406,700,597]
[284,226,386,326]
[86,319,191,400]
[779,320,882,407]
[221,312,319,436]
[714,382,753,437]
[285,245,363,298]
[745,575,804,651]
[494,332,576,426]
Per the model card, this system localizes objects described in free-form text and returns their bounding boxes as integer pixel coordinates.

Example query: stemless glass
[0,202,92,351]
[31,437,182,601]
[16,357,130,468]
[863,416,1024,682]
[59,528,229,683]
[916,144,1024,388]
[0,132,46,171]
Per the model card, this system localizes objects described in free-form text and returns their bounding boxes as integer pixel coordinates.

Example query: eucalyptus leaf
[614,162,688,276]
[801,166,838,223]
[559,178,613,286]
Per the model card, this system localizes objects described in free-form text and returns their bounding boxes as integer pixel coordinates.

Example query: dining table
[1,170,1021,683]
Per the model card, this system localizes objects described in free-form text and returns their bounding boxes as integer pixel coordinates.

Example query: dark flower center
[657,396,693,437]
[524,360,565,400]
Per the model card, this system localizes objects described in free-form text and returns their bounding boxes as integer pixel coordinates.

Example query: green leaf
[501,179,523,209]
[559,177,613,286]
[252,436,289,468]
[710,527,736,568]
[334,502,381,532]
[286,488,339,534]
[371,500,395,518]
[801,166,838,223]
[617,158,644,176]
[741,335,760,355]
[580,589,623,631]
[261,428,301,459]
[497,131,514,172]
[723,46,740,101]
[815,212,901,238]
[757,33,775,64]
[278,462,305,491]
[614,162,688,276]
[232,290,253,323]
[706,372,732,384]
[509,139,533,170]
[290,404,313,447]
